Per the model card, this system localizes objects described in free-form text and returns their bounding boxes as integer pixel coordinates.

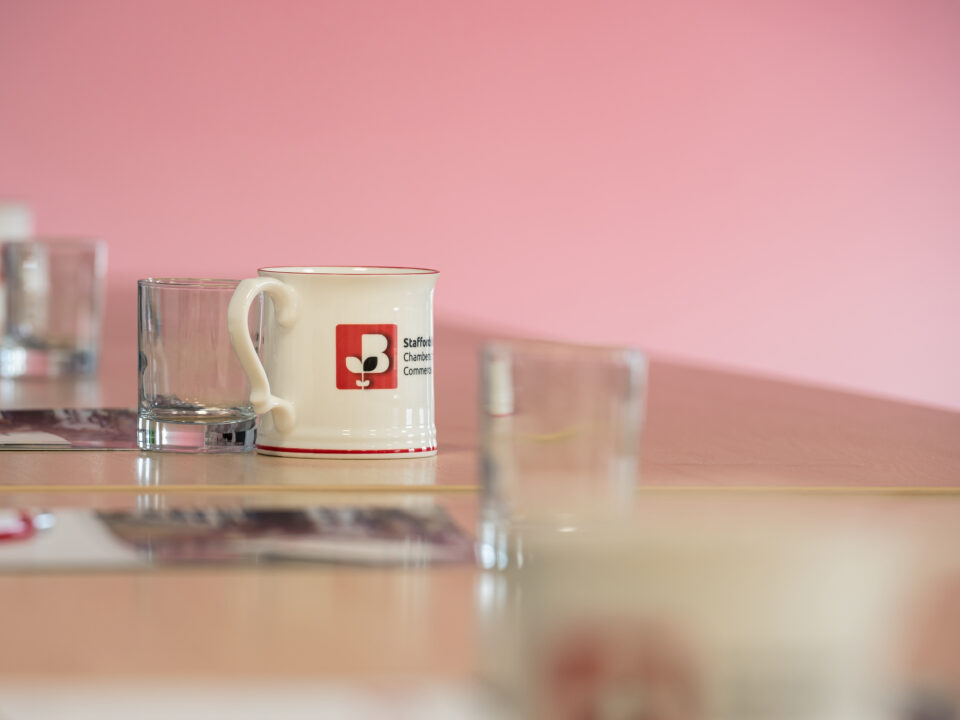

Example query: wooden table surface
[0,324,958,693]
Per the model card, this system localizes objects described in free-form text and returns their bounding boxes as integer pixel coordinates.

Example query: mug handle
[227,277,299,434]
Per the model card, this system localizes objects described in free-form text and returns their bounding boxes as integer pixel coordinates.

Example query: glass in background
[138,278,260,453]
[0,238,107,378]
[0,201,33,240]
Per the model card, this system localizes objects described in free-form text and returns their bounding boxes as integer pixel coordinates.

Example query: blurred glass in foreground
[0,238,106,377]
[473,339,958,719]
[478,339,648,571]
[478,511,935,720]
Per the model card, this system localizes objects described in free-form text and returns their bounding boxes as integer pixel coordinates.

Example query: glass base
[137,415,257,453]
[0,344,97,378]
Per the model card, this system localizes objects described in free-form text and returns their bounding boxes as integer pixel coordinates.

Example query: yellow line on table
[0,484,957,496]
[638,485,960,496]
[0,484,480,494]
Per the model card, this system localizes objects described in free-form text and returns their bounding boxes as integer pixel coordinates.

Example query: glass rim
[482,337,648,362]
[138,278,240,289]
[1,236,104,248]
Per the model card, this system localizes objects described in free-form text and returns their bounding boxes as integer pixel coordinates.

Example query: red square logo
[336,324,398,390]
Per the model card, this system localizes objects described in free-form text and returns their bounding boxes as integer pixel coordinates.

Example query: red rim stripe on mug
[256,445,437,455]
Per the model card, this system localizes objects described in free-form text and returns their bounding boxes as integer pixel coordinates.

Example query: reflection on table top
[0,324,958,693]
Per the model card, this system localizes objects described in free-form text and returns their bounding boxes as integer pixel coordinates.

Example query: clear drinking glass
[477,339,647,570]
[0,238,107,377]
[138,278,260,452]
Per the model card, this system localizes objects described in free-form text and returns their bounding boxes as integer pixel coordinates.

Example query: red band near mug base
[256,444,437,455]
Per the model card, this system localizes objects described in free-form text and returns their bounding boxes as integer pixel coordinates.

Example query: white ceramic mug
[227,266,438,458]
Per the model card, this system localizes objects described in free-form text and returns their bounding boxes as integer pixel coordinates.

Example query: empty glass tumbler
[138,278,260,452]
[478,339,648,569]
[0,238,107,377]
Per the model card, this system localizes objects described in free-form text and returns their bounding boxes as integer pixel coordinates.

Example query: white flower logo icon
[344,333,390,388]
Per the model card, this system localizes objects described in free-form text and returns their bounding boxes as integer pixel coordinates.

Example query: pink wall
[1,0,958,409]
